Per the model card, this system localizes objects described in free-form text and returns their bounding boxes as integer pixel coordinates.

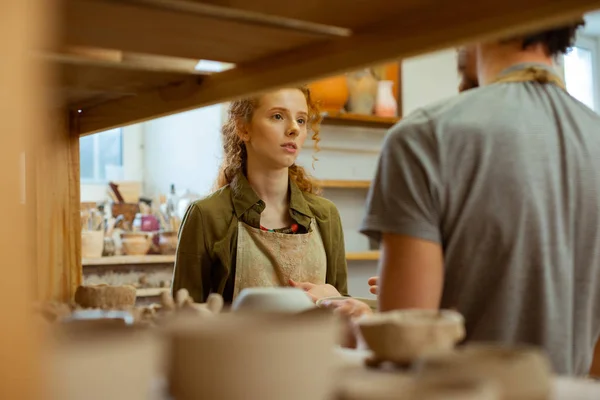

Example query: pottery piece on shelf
[375,80,398,117]
[167,310,337,400]
[346,69,379,115]
[158,231,178,255]
[413,344,552,400]
[74,284,137,310]
[81,230,104,258]
[231,287,315,313]
[357,309,465,365]
[120,231,153,255]
[308,75,349,113]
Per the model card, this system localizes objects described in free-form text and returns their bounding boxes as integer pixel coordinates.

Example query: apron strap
[491,66,566,90]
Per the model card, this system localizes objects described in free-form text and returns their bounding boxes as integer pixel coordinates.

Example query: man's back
[362,71,600,375]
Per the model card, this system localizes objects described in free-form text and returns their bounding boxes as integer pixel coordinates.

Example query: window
[80,128,124,183]
[563,36,599,111]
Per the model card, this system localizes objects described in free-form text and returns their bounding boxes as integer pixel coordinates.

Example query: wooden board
[322,113,400,129]
[1,1,49,398]
[66,0,337,64]
[69,0,600,135]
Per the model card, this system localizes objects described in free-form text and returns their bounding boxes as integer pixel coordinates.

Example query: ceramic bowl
[414,344,552,400]
[357,309,465,364]
[316,296,377,311]
[231,287,315,313]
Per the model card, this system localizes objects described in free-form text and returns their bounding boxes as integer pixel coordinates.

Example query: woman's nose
[287,122,299,137]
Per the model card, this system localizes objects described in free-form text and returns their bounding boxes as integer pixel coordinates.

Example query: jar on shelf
[374,80,398,117]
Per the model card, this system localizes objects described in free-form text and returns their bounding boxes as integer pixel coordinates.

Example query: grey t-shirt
[361,64,600,376]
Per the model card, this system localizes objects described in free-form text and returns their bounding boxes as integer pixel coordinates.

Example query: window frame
[561,34,600,113]
[80,128,124,184]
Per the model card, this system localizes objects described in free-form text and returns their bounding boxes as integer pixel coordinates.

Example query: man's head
[465,19,585,87]
[457,45,478,92]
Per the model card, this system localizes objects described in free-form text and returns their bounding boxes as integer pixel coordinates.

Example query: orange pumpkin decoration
[307,75,349,113]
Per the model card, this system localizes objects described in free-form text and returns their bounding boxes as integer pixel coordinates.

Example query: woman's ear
[235,119,250,142]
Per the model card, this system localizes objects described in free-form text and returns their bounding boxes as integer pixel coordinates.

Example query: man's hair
[520,19,586,57]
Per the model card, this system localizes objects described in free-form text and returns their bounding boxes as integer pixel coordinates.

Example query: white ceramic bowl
[231,287,315,313]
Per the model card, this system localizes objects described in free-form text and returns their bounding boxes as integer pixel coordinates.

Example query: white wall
[402,49,461,115]
[142,105,224,198]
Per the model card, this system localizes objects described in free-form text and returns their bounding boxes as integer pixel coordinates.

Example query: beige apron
[233,218,327,300]
[491,64,566,89]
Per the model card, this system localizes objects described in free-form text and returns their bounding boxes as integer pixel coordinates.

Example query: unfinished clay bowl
[74,284,137,310]
[167,310,337,400]
[44,324,160,400]
[414,344,552,400]
[231,287,315,313]
[357,309,465,365]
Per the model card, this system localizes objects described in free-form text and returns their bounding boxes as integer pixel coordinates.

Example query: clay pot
[414,344,552,400]
[158,231,178,255]
[44,324,159,400]
[346,69,379,115]
[308,76,349,112]
[167,310,337,400]
[357,309,465,364]
[81,231,104,258]
[120,232,152,255]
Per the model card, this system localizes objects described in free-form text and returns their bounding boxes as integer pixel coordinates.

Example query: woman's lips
[281,143,297,153]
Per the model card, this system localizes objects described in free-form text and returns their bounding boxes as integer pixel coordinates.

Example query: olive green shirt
[172,173,349,303]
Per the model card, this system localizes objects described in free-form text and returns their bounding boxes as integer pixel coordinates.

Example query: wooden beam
[119,0,351,37]
[74,0,600,134]
[35,111,83,303]
[66,0,331,63]
[0,0,53,398]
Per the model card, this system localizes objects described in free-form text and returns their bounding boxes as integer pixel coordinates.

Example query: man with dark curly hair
[329,20,600,376]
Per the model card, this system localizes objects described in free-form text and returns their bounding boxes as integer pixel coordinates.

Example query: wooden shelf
[346,251,380,261]
[83,255,175,266]
[320,179,371,189]
[322,112,400,129]
[136,288,170,297]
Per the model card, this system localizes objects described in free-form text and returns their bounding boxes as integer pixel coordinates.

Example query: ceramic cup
[231,287,315,313]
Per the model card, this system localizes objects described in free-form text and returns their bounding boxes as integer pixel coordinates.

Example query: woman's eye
[297,118,306,125]
[272,113,283,120]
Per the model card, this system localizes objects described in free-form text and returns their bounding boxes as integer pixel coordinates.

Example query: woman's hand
[289,279,341,302]
[318,298,374,319]
[368,276,378,295]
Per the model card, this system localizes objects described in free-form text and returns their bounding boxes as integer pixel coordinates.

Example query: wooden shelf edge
[346,251,379,261]
[322,112,400,128]
[319,179,371,189]
[83,255,176,266]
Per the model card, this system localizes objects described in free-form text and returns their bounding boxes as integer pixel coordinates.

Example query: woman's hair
[215,87,323,194]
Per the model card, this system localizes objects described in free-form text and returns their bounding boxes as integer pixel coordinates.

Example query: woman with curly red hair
[172,87,348,304]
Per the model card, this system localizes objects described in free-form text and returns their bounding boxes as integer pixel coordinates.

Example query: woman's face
[242,88,309,170]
